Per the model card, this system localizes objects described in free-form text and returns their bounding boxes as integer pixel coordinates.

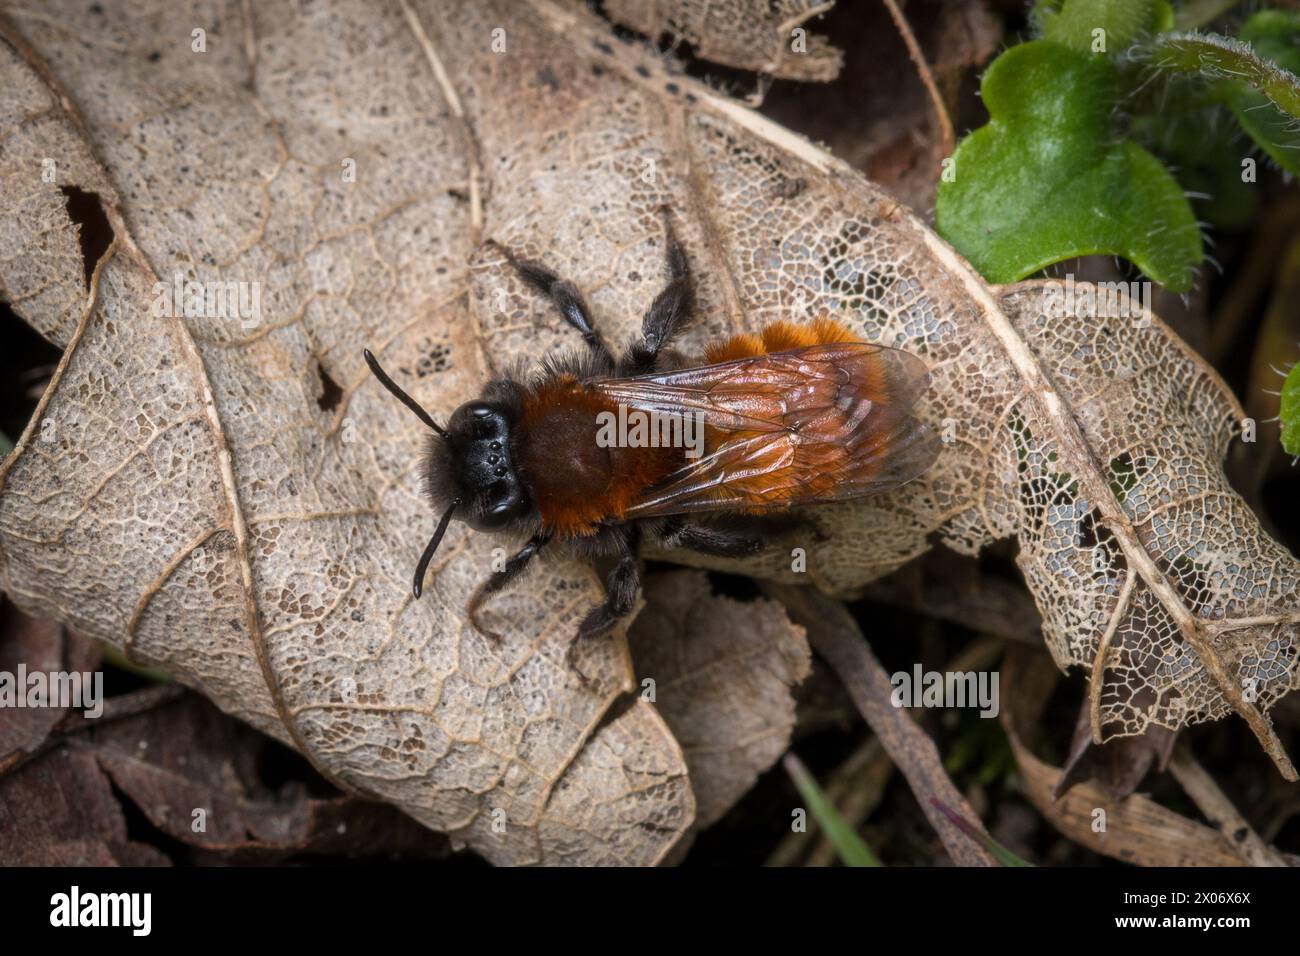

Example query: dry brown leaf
[0,0,695,866]
[1009,730,1260,866]
[1055,696,1175,801]
[0,747,169,865]
[627,570,809,831]
[87,691,452,860]
[2,684,452,863]
[761,0,999,212]
[0,0,1297,867]
[0,596,101,771]
[603,0,843,82]
[1001,648,1285,866]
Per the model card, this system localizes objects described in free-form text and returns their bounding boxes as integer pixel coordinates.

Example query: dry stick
[945,636,1004,676]
[880,0,955,160]
[1167,744,1287,868]
[764,583,997,866]
[860,552,1043,647]
[1262,794,1300,844]
[782,643,996,865]
[57,683,188,735]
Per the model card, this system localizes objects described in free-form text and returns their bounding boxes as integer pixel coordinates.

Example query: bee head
[426,392,532,532]
[362,349,534,598]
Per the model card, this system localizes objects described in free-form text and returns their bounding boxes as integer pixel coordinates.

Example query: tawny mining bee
[364,214,937,639]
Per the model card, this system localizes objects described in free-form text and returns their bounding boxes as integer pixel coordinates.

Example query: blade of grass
[783,753,882,867]
[929,798,1034,866]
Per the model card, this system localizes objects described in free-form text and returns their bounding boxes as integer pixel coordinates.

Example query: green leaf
[1153,19,1300,116]
[1151,14,1300,172]
[1282,359,1300,457]
[936,41,1202,291]
[1235,12,1300,173]
[1037,0,1174,54]
[783,753,881,867]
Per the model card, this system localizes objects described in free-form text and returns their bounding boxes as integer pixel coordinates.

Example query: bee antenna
[412,500,459,599]
[363,348,449,438]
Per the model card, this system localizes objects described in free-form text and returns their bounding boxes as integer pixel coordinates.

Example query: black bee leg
[667,522,764,558]
[623,209,694,374]
[730,512,828,544]
[497,245,614,363]
[577,528,641,640]
[466,533,550,641]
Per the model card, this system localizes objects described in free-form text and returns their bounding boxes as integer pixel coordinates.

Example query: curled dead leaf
[1001,648,1293,867]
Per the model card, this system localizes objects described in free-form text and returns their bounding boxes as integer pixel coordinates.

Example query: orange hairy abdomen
[520,319,863,536]
[703,316,856,363]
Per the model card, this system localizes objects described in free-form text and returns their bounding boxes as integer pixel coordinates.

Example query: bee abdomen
[703,316,856,363]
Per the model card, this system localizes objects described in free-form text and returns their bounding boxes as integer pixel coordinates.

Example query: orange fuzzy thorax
[518,375,678,537]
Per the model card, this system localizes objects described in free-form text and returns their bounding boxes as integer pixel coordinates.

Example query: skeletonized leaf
[603,0,843,82]
[0,0,1296,868]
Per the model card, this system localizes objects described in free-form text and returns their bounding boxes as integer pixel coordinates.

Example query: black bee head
[362,348,536,598]
[427,395,532,532]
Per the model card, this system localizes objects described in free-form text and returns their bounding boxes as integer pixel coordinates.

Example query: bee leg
[667,522,764,558]
[727,512,828,544]
[466,533,550,641]
[496,244,613,363]
[623,209,693,374]
[577,528,641,640]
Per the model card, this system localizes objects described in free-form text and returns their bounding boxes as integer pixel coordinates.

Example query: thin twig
[764,583,997,866]
[1168,744,1287,867]
[881,0,955,160]
[0,684,187,778]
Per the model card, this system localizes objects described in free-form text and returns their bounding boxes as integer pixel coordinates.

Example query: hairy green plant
[937,1,1300,292]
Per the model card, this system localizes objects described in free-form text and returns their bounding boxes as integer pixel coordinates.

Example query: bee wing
[593,342,940,518]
